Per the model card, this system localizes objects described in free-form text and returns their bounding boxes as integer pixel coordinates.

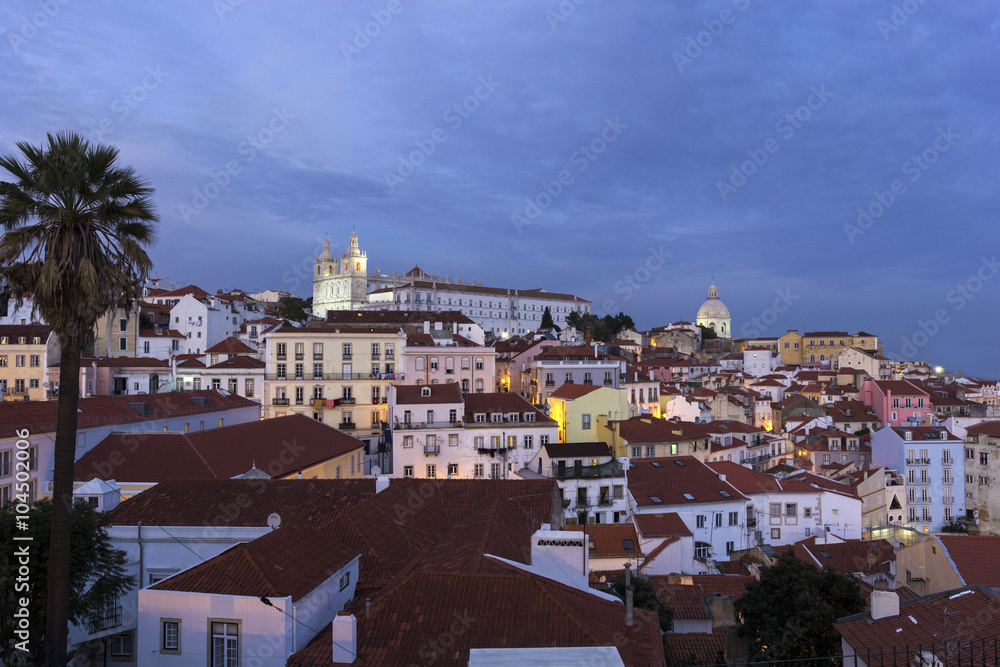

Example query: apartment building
[0,324,55,401]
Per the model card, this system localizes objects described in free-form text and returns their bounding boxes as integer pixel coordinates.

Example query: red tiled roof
[0,390,256,439]
[288,569,664,666]
[792,537,895,578]
[51,356,171,368]
[0,324,52,339]
[415,498,535,574]
[690,574,753,598]
[548,383,603,400]
[837,586,1000,663]
[138,328,184,338]
[629,457,747,507]
[574,523,642,558]
[663,627,728,667]
[204,336,256,354]
[648,579,711,619]
[464,392,554,423]
[867,379,930,396]
[966,421,1000,438]
[325,309,476,326]
[393,383,463,405]
[536,346,615,361]
[633,512,692,538]
[107,478,379,527]
[206,355,265,369]
[148,522,358,601]
[153,284,211,300]
[74,414,365,483]
[937,535,1000,586]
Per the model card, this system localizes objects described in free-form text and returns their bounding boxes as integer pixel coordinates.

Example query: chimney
[870,590,899,620]
[365,597,372,619]
[375,475,390,493]
[624,562,634,630]
[332,612,357,663]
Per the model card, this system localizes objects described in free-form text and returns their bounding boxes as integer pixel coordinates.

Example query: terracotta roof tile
[663,627,728,667]
[648,579,711,619]
[204,336,257,354]
[107,478,379,527]
[629,457,747,507]
[937,535,1000,586]
[288,570,664,666]
[206,355,265,369]
[75,414,365,483]
[149,522,358,601]
[393,383,463,405]
[548,383,604,400]
[573,523,642,558]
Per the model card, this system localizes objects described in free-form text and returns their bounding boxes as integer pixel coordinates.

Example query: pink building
[860,379,931,428]
[402,327,496,393]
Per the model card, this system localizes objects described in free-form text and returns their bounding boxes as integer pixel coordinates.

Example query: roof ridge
[182,432,221,478]
[238,546,282,598]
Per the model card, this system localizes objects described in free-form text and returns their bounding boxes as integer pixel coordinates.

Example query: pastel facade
[861,379,932,427]
[0,324,55,401]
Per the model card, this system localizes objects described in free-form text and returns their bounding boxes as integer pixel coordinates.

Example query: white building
[743,346,779,377]
[311,232,591,336]
[147,287,249,354]
[388,384,557,480]
[521,442,629,525]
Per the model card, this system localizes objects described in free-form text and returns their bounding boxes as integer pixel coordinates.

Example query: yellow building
[0,325,56,402]
[93,305,141,358]
[779,330,881,366]
[546,384,633,443]
[264,324,405,451]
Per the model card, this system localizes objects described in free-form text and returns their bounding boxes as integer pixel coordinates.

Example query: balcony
[295,353,304,361]
[603,379,614,386]
[338,422,356,431]
[583,379,593,385]
[276,353,286,360]
[423,444,440,455]
[343,353,352,360]
[339,397,355,405]
[272,397,290,406]
[265,372,405,381]
[551,459,623,480]
[87,606,122,634]
[445,369,454,374]
[905,458,931,465]
[371,352,380,360]
[313,354,323,361]
[312,399,326,410]
[394,420,464,430]
[544,381,556,387]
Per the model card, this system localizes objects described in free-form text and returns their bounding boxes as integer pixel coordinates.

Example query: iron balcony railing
[87,606,122,634]
[551,458,623,480]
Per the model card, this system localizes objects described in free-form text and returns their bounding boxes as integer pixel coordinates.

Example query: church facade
[312,232,591,337]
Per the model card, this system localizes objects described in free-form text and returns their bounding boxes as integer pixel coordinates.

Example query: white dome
[697,283,730,320]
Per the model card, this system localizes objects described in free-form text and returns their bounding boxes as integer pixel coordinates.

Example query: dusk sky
[2,1,998,376]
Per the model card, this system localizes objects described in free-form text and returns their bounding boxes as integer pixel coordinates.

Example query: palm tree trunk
[44,332,81,666]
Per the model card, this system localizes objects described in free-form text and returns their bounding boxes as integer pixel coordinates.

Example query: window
[715,513,722,528]
[804,507,812,518]
[695,542,710,559]
[276,342,286,359]
[631,446,641,458]
[785,503,797,518]
[0,356,5,367]
[0,451,10,477]
[162,620,180,652]
[403,466,413,478]
[294,342,304,360]
[118,337,127,351]
[582,414,591,430]
[943,468,952,484]
[313,363,323,380]
[523,435,533,449]
[447,463,458,476]
[769,503,781,518]
[119,318,128,332]
[403,436,413,448]
[111,634,132,657]
[245,379,254,397]
[474,463,484,478]
[211,622,238,667]
[981,452,990,466]
[29,354,39,367]
[475,358,484,370]
[540,435,549,445]
[427,464,436,479]
[696,515,706,528]
[967,448,975,460]
[726,541,735,555]
[228,379,238,394]
[645,445,655,457]
[729,511,738,526]
[26,446,37,472]
[449,434,459,447]
[342,343,352,359]
[770,528,781,540]
[276,363,286,380]
[339,571,351,591]
[475,379,483,392]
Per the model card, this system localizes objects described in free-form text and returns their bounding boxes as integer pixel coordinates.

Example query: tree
[698,324,718,340]
[565,310,582,330]
[0,132,156,663]
[278,295,309,322]
[540,306,558,331]
[607,570,673,632]
[0,499,135,664]
[734,549,866,663]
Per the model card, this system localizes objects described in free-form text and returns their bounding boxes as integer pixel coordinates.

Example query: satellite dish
[371,465,382,477]
[266,513,281,530]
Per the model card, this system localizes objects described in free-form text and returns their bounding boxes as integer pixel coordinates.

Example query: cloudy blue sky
[2,1,998,376]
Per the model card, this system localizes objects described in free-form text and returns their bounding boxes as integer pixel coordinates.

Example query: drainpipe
[137,522,143,593]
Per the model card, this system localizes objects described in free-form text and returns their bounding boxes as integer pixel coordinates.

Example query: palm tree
[0,132,157,664]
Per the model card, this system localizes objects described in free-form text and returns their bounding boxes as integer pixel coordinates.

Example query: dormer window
[491,413,502,423]
[420,387,431,397]
[524,413,534,422]
[475,413,486,423]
